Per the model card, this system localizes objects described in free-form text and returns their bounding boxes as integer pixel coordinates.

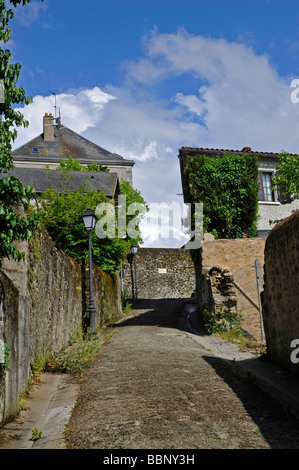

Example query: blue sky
[8,0,299,246]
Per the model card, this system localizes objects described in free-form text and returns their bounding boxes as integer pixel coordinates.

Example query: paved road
[66,299,299,449]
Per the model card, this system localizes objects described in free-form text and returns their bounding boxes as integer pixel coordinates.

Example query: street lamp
[131,244,138,299]
[82,208,97,336]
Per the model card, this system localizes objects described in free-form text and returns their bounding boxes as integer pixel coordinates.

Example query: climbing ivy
[271,151,299,203]
[0,0,42,265]
[183,153,259,239]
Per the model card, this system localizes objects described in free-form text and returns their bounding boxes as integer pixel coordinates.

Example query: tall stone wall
[0,272,20,423]
[27,227,83,360]
[199,237,266,339]
[262,210,299,374]
[123,248,196,300]
[0,225,122,424]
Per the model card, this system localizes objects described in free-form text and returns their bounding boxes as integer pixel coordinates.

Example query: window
[31,146,40,153]
[262,172,274,202]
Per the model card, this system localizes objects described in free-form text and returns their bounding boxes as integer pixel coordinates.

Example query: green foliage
[205,308,243,335]
[31,428,43,441]
[271,151,299,203]
[119,180,149,237]
[57,156,109,173]
[28,347,49,385]
[45,330,105,374]
[122,300,132,315]
[40,164,148,274]
[40,186,116,273]
[0,341,10,372]
[184,153,259,238]
[0,0,41,265]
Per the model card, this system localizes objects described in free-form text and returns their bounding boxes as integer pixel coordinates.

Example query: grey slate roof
[0,167,119,197]
[12,124,134,167]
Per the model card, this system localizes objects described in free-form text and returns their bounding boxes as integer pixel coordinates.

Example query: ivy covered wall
[182,152,259,239]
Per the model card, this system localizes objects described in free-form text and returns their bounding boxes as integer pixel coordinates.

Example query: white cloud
[13,87,116,147]
[125,29,299,152]
[12,1,49,28]
[12,29,299,246]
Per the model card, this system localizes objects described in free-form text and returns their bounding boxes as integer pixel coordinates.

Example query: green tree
[0,0,42,265]
[40,165,148,274]
[271,151,299,203]
[56,156,109,173]
[183,153,259,239]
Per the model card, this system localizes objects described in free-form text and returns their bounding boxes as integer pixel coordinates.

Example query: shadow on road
[112,298,299,448]
[201,354,299,448]
[111,298,197,334]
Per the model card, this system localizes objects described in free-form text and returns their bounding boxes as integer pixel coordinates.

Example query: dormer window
[31,146,41,153]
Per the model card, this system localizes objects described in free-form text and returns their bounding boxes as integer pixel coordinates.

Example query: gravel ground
[66,299,299,450]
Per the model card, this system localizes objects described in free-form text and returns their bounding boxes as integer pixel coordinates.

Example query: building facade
[12,113,135,185]
[179,146,299,237]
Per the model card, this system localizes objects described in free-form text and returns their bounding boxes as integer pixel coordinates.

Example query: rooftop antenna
[56,107,62,128]
[49,90,57,122]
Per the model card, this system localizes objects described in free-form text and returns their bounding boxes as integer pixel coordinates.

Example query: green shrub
[184,153,259,239]
[205,308,243,336]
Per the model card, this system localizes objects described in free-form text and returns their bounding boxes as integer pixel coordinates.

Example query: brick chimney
[43,113,55,141]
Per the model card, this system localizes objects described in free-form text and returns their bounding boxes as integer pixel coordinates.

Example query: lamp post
[82,208,97,336]
[131,244,138,299]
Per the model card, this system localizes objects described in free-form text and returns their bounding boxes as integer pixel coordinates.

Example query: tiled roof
[12,124,134,166]
[0,167,119,197]
[179,146,298,157]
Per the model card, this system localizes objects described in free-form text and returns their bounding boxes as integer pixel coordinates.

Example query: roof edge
[179,147,298,157]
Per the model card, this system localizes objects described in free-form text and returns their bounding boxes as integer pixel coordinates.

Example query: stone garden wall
[123,248,196,300]
[0,225,122,424]
[199,237,266,340]
[262,210,299,374]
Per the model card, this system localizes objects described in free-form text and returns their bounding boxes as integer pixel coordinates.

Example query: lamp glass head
[131,244,138,255]
[82,208,96,231]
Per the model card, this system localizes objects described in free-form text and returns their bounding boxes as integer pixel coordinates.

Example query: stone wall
[82,260,122,328]
[200,266,237,328]
[26,227,83,360]
[123,248,196,300]
[0,271,20,423]
[199,237,266,339]
[0,225,122,424]
[262,210,299,374]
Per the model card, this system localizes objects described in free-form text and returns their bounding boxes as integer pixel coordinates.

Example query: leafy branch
[0,0,42,265]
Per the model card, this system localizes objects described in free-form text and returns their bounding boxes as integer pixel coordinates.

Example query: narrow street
[66,299,299,450]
